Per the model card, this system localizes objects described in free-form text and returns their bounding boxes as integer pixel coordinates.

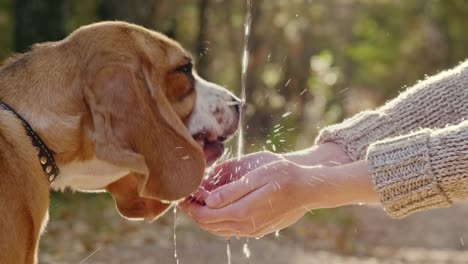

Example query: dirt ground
[39,199,468,264]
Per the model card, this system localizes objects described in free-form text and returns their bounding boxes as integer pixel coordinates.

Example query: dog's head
[73,22,239,220]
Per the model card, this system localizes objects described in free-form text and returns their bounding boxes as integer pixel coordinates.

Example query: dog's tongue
[203,140,224,166]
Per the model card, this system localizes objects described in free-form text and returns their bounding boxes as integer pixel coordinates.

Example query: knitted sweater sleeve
[367,120,468,218]
[315,61,468,161]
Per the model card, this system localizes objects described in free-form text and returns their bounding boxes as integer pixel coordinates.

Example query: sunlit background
[2,0,468,263]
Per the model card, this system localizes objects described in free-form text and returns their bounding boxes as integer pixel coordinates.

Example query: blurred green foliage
[2,0,468,227]
[3,0,468,154]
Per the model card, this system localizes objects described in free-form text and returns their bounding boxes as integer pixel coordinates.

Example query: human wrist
[330,160,379,206]
[315,111,397,161]
[318,142,353,166]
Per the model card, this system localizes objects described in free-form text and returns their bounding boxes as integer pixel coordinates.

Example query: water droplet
[275,230,280,237]
[243,242,251,258]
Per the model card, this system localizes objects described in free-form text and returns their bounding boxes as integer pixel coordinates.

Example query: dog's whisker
[79,247,101,264]
[226,101,241,106]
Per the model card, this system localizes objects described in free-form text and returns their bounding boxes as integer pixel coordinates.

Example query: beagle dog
[0,21,239,263]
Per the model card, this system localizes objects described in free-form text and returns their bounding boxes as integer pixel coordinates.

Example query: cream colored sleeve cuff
[367,128,458,218]
[315,111,399,161]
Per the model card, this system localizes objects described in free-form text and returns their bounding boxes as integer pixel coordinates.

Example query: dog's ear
[85,65,205,201]
[107,173,171,220]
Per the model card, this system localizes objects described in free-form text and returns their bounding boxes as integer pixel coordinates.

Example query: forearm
[298,160,379,211]
[316,61,468,160]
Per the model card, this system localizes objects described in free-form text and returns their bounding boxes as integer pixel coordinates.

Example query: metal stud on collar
[0,101,60,182]
[49,174,56,182]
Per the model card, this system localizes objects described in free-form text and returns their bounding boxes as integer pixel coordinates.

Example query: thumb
[205,166,270,209]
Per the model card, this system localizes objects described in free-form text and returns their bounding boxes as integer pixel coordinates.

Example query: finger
[192,181,277,226]
[180,201,244,224]
[198,219,257,235]
[204,229,241,239]
[205,167,271,208]
[188,186,210,205]
[200,212,287,238]
[249,209,304,238]
[204,152,279,191]
[212,158,238,176]
[248,220,285,238]
[202,166,230,191]
[250,222,288,239]
[177,199,205,218]
[202,206,304,239]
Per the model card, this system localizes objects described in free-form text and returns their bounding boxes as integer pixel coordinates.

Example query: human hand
[180,159,312,238]
[179,160,378,239]
[198,142,351,193]
[201,151,283,192]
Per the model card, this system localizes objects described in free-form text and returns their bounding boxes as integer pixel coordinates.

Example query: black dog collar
[0,101,60,182]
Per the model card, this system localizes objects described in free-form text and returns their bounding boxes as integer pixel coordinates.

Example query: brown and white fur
[0,21,239,263]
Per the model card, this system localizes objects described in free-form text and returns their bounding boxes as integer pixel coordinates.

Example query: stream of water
[227,0,254,263]
[236,0,253,160]
[173,206,179,264]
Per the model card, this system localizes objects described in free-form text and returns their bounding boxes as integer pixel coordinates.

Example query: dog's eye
[175,63,193,74]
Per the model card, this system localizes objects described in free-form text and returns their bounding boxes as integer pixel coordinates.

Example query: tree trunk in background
[15,0,69,52]
[97,0,156,29]
[196,0,210,77]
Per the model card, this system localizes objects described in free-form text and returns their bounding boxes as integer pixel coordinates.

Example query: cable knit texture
[316,61,468,160]
[315,61,468,218]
